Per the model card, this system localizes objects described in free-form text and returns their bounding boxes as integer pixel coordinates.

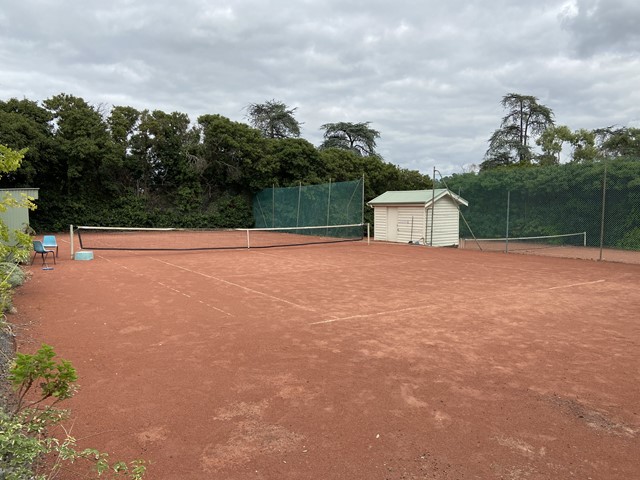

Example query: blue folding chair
[32,240,56,266]
[43,235,58,257]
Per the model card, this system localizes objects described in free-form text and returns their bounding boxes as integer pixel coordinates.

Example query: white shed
[367,189,468,246]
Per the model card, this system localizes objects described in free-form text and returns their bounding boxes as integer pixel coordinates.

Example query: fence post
[326,178,332,226]
[505,190,511,253]
[599,161,608,261]
[361,174,365,225]
[430,167,436,246]
[296,182,301,227]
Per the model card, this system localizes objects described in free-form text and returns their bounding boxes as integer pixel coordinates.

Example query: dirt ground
[11,238,640,479]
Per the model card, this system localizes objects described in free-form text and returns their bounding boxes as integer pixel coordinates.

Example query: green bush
[1,344,147,479]
[0,263,26,288]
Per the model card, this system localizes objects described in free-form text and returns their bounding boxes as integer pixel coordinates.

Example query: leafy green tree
[251,138,324,190]
[483,93,555,169]
[594,126,640,158]
[129,110,198,206]
[198,114,265,193]
[536,125,573,165]
[0,99,55,188]
[42,93,119,198]
[570,128,599,163]
[246,100,302,139]
[107,106,142,192]
[320,122,380,156]
[320,149,430,198]
[0,145,34,266]
[537,126,598,165]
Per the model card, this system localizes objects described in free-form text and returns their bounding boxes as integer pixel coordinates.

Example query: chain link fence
[444,160,640,262]
[253,178,364,228]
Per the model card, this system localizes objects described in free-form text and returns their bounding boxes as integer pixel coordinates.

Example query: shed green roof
[367,189,467,207]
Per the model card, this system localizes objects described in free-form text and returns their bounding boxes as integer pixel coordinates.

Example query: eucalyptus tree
[570,129,599,163]
[319,122,380,156]
[246,100,302,139]
[536,125,573,165]
[483,93,554,169]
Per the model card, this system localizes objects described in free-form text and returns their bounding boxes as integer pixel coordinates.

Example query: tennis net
[461,232,587,253]
[75,224,367,251]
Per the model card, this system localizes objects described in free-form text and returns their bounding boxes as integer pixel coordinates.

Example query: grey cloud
[1,0,640,175]
[561,0,640,57]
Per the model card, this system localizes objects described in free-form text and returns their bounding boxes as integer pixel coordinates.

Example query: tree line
[481,93,640,170]
[0,95,430,232]
[450,93,640,250]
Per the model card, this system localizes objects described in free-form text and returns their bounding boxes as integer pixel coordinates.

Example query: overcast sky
[2,0,640,175]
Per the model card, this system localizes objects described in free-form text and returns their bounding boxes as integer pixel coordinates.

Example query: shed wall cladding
[396,206,426,243]
[0,189,38,232]
[426,197,460,246]
[374,206,388,240]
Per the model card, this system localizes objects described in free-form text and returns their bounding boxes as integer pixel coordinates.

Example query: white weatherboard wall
[374,206,388,240]
[425,196,460,246]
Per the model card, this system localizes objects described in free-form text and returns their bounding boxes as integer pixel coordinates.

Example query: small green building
[0,188,39,240]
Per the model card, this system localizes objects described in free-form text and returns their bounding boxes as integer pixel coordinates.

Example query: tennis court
[14,236,640,479]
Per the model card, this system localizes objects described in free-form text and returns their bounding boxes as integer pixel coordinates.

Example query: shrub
[1,344,147,479]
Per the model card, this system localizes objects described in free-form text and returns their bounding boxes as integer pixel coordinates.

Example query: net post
[583,231,587,247]
[69,224,74,259]
[367,223,370,245]
[246,229,250,249]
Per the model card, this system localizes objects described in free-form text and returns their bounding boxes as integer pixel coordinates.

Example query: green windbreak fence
[445,160,640,251]
[253,179,364,229]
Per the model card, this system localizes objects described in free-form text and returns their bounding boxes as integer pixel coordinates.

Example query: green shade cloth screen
[253,179,364,229]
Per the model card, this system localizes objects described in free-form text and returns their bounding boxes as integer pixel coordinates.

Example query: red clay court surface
[12,238,640,479]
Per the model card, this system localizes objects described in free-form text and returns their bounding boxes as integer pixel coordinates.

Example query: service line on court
[151,257,331,316]
[546,279,606,290]
[310,278,607,326]
[99,256,233,316]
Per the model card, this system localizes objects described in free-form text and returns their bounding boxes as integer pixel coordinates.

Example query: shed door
[387,207,398,242]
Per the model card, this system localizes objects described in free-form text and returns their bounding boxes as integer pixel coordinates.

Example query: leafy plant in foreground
[1,344,147,479]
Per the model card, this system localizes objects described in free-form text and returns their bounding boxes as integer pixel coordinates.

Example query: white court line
[151,257,326,315]
[310,279,607,326]
[547,279,605,290]
[99,256,233,316]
